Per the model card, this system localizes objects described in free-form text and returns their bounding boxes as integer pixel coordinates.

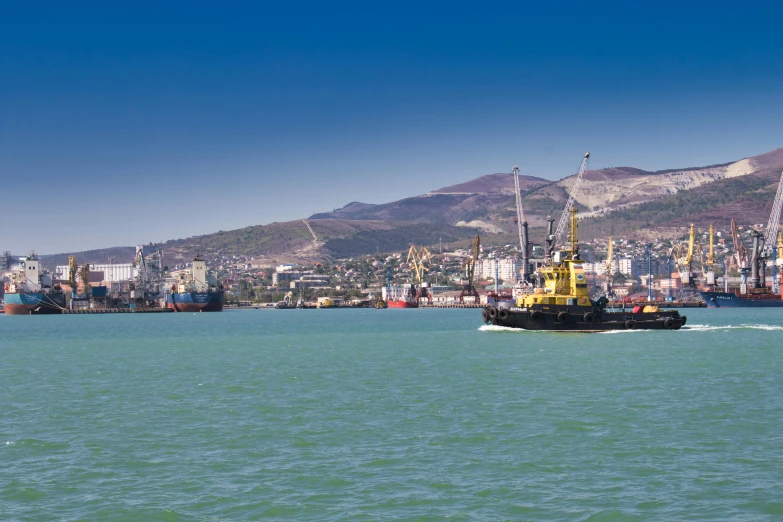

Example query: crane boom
[685,223,695,268]
[731,218,749,269]
[553,152,590,251]
[513,166,525,252]
[763,168,783,251]
[406,246,422,283]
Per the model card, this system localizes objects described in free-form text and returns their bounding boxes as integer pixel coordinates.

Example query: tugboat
[3,252,66,315]
[482,208,686,332]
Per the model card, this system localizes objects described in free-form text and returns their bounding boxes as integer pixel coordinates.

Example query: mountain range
[41,146,783,267]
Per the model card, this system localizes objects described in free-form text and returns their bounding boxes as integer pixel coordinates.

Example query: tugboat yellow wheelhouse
[483,177,686,332]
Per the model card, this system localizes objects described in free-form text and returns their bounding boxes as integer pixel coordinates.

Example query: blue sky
[2,2,783,253]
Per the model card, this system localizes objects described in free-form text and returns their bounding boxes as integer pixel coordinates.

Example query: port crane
[603,237,614,296]
[551,152,591,257]
[776,232,783,294]
[67,255,78,294]
[757,168,783,292]
[78,263,91,297]
[675,224,696,285]
[406,245,433,304]
[460,235,481,303]
[704,225,716,286]
[665,247,676,299]
[512,166,530,284]
[730,218,751,290]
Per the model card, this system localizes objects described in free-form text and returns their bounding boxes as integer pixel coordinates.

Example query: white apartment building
[475,258,519,282]
[617,258,638,277]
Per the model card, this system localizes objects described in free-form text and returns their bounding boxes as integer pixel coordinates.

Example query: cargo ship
[385,284,419,308]
[699,289,783,308]
[483,208,685,332]
[3,253,66,315]
[166,257,224,312]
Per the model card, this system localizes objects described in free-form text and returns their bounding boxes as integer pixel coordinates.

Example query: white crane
[553,151,591,252]
[763,168,783,254]
[513,166,525,253]
[513,165,531,284]
[760,168,783,293]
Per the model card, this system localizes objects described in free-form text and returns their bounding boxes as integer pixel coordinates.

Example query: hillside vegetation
[40,146,783,267]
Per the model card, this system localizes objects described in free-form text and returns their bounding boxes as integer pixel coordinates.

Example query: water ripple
[1,308,782,519]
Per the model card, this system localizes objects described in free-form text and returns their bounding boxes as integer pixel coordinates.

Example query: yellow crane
[79,263,91,297]
[704,224,716,286]
[405,246,432,284]
[68,256,78,289]
[406,245,434,304]
[460,235,481,303]
[677,224,696,285]
[778,231,783,260]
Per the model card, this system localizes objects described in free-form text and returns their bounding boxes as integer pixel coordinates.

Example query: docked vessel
[3,253,66,315]
[166,257,224,312]
[387,298,418,309]
[699,290,783,308]
[384,283,419,308]
[483,158,686,332]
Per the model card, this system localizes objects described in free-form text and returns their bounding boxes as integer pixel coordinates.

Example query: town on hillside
[5,219,779,309]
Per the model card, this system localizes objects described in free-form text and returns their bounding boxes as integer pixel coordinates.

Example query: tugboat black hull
[483,306,686,332]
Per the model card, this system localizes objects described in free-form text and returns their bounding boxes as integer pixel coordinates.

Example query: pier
[61,307,174,314]
[420,303,483,308]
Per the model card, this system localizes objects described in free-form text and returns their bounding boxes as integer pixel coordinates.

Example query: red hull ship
[386,299,418,308]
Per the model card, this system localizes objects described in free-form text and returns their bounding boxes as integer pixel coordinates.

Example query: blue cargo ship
[4,291,66,315]
[166,257,224,312]
[4,253,66,315]
[699,290,783,307]
[166,291,225,312]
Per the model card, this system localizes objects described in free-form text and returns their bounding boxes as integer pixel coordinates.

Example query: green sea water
[2,308,782,521]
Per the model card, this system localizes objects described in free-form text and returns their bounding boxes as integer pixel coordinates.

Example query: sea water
[1,308,782,520]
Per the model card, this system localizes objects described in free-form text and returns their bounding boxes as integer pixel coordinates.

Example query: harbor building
[56,263,135,283]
